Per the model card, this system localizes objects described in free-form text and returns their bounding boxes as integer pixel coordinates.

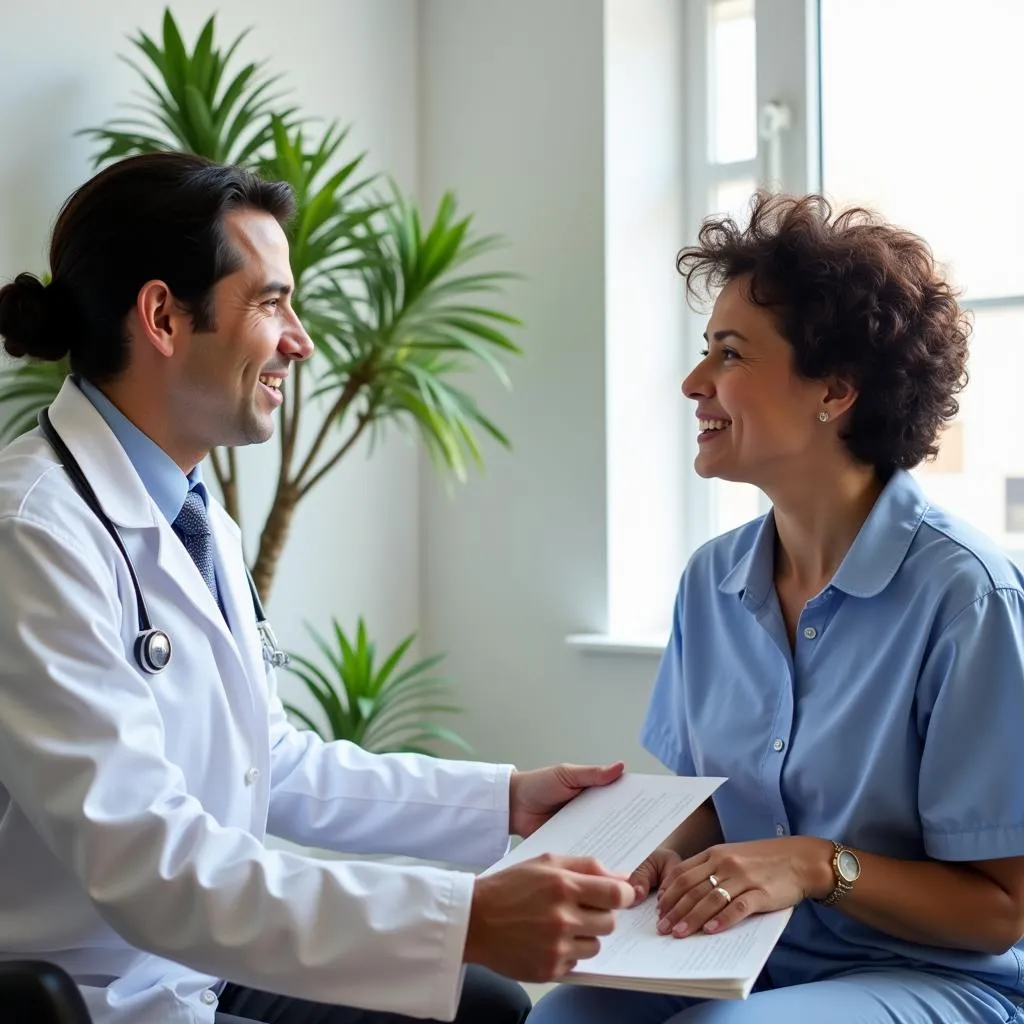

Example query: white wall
[0,1,421,673]
[418,0,666,771]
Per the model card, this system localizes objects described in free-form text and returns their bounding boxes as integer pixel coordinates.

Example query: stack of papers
[484,773,790,999]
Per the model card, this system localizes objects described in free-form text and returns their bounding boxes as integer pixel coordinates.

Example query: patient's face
[680,276,832,490]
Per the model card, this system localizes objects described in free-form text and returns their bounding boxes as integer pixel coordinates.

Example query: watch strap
[819,840,856,907]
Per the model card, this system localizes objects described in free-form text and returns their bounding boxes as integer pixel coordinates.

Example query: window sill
[564,633,668,657]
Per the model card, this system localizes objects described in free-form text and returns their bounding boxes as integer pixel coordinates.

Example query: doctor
[0,152,634,1024]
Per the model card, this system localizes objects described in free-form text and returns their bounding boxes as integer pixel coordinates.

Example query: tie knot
[173,488,210,539]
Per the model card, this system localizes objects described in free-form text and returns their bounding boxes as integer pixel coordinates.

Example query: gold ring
[708,873,719,888]
[713,885,732,904]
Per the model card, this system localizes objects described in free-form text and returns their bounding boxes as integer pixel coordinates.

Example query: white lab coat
[0,379,513,1024]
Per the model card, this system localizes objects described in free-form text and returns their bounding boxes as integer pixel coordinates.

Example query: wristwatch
[819,840,861,907]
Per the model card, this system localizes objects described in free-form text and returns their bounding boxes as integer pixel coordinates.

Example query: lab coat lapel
[209,505,269,696]
[46,378,252,679]
[45,378,157,529]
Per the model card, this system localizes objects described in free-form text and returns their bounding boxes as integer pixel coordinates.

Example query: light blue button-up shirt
[77,378,206,522]
[77,378,221,604]
[642,469,1024,994]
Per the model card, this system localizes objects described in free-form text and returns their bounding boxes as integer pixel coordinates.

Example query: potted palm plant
[0,8,520,601]
[0,9,518,755]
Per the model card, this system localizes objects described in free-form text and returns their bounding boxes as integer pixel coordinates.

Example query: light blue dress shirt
[77,378,221,603]
[641,469,1024,998]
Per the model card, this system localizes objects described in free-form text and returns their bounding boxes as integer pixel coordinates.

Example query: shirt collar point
[828,470,928,598]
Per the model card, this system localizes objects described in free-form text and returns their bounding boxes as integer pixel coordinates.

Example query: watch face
[837,849,861,882]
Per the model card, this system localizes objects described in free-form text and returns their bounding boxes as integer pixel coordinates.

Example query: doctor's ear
[133,280,191,358]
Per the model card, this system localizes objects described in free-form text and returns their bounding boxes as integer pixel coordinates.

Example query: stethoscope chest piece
[135,628,173,674]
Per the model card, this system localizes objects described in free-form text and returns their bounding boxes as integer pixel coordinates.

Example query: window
[819,0,1024,559]
[595,0,1020,649]
[596,0,818,646]
[678,0,819,552]
[701,0,762,536]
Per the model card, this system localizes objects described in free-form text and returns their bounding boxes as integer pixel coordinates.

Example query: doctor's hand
[508,761,625,838]
[464,853,634,982]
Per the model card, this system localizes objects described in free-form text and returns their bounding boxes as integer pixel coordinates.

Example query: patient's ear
[821,377,858,420]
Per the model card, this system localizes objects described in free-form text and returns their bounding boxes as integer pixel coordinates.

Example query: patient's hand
[628,846,684,907]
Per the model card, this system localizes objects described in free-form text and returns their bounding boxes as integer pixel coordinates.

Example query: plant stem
[226,447,241,528]
[286,361,304,465]
[294,371,365,487]
[251,480,299,602]
[209,445,241,528]
[298,411,373,499]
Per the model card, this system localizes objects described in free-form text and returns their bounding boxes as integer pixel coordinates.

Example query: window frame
[575,0,1022,655]
[680,0,822,551]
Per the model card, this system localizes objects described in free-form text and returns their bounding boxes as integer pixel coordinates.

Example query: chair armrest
[0,960,92,1023]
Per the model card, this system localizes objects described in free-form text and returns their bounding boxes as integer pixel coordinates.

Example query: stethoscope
[38,408,290,676]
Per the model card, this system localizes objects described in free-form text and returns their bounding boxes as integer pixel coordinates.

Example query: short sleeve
[917,585,1024,862]
[641,585,697,776]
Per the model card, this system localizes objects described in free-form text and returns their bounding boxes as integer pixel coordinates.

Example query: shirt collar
[718,470,929,602]
[77,378,205,524]
[719,513,776,606]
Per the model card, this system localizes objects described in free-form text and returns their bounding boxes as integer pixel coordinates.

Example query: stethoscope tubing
[37,407,288,673]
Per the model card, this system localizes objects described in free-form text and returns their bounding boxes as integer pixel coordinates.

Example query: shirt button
[772,738,785,752]
[803,626,817,640]
[201,990,218,1006]
[244,767,260,786]
[775,823,786,836]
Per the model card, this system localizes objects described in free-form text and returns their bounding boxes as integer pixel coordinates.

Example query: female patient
[529,193,1024,1023]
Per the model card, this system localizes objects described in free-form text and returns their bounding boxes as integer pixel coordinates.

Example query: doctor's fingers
[559,904,619,940]
[561,870,636,911]
[531,937,601,983]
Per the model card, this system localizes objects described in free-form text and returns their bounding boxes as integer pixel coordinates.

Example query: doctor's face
[174,208,313,451]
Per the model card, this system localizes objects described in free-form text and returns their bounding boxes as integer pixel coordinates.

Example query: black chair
[0,960,92,1023]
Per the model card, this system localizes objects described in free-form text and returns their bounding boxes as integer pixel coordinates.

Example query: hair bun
[0,272,74,362]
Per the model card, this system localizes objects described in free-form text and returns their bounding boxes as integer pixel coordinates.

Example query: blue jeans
[527,969,1024,1024]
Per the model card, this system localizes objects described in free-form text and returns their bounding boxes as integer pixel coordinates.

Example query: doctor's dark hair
[677,191,971,473]
[0,152,296,380]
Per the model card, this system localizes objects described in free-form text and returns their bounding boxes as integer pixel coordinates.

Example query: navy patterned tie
[172,488,219,603]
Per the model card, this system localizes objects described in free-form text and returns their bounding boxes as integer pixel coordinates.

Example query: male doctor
[0,153,634,1024]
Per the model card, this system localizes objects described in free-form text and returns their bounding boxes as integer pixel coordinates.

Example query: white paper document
[484,773,724,876]
[485,772,791,999]
[569,900,792,998]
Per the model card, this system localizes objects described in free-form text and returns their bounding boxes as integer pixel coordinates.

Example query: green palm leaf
[0,359,69,445]
[259,118,381,298]
[299,186,521,486]
[284,618,469,755]
[77,9,295,167]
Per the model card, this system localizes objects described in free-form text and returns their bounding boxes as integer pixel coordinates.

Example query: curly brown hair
[677,191,971,473]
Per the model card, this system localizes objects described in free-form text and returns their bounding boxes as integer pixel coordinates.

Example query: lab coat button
[201,990,217,1006]
[244,767,260,786]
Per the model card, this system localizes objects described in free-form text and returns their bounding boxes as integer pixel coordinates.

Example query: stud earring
[818,410,830,423]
